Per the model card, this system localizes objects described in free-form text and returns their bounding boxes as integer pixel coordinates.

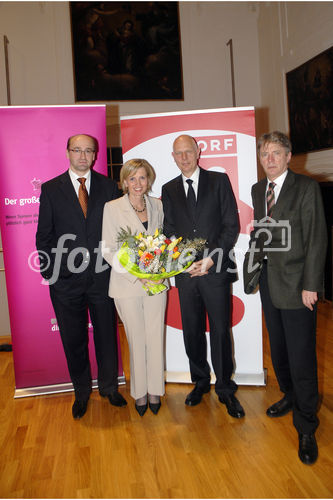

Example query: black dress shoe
[102,391,127,407]
[0,343,12,352]
[72,399,89,419]
[135,403,148,416]
[185,384,210,406]
[219,394,245,418]
[298,433,318,465]
[266,396,293,417]
[149,400,161,415]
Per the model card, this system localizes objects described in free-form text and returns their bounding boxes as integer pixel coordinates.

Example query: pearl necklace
[129,197,146,213]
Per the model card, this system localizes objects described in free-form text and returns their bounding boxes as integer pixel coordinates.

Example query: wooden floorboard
[0,301,332,498]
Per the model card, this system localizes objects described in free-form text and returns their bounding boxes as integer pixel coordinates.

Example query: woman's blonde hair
[120,158,156,194]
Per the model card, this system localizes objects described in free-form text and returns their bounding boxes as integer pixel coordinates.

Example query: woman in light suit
[102,159,168,416]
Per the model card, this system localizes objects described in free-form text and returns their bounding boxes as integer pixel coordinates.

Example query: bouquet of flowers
[117,226,206,295]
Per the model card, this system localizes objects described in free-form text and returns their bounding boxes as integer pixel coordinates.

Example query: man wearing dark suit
[243,131,327,464]
[162,134,245,418]
[36,134,127,419]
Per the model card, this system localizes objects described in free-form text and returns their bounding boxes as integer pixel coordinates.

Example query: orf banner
[120,107,264,385]
[0,105,123,397]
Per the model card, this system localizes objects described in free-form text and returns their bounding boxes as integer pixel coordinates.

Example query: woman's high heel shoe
[135,403,148,416]
[149,398,161,415]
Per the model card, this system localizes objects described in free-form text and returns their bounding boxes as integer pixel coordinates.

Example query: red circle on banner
[165,286,245,331]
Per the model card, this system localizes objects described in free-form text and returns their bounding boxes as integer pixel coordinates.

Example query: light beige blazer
[102,194,169,298]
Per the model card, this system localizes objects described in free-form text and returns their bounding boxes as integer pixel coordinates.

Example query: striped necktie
[266,182,276,218]
[77,177,88,217]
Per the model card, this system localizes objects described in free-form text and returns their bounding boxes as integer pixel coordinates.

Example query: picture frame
[286,46,333,155]
[70,1,183,101]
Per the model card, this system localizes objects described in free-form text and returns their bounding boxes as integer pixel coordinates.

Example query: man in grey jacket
[243,131,327,465]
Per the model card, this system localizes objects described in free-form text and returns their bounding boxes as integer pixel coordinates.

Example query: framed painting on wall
[70,1,183,101]
[286,46,333,154]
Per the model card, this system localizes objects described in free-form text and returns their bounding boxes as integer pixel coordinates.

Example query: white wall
[257,1,333,181]
[0,2,74,105]
[0,2,262,142]
[1,1,332,162]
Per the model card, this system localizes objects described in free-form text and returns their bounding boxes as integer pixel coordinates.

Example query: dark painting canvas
[70,1,183,101]
[286,46,333,154]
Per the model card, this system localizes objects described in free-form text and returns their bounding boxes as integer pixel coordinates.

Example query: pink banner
[0,105,123,395]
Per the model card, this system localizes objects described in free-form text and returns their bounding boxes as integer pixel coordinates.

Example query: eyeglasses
[68,148,95,155]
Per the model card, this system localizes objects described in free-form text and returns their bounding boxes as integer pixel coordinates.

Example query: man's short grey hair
[257,131,292,155]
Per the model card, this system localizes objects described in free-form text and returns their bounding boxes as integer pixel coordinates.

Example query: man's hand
[187,257,214,277]
[302,290,318,311]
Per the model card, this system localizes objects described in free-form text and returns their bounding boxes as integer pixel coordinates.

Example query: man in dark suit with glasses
[36,134,127,419]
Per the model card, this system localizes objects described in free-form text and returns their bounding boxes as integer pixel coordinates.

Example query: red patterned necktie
[77,177,88,217]
[266,182,276,218]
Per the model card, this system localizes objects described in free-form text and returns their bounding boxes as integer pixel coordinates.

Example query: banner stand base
[166,369,266,386]
[14,374,126,399]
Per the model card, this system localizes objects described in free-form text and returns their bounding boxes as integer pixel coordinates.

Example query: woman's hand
[140,278,164,286]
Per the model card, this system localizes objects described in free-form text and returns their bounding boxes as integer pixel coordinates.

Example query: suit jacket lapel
[59,171,84,219]
[255,180,267,220]
[272,169,295,220]
[176,174,187,203]
[86,170,99,219]
[122,194,148,233]
[175,174,195,223]
[196,168,208,219]
[146,195,155,234]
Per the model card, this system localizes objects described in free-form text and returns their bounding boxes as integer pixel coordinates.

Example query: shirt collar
[69,168,91,182]
[267,169,288,189]
[182,166,200,185]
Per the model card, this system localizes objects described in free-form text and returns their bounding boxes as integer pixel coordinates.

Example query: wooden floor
[0,301,333,499]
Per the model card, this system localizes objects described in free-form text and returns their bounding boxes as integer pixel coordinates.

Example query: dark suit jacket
[161,167,239,287]
[243,169,327,309]
[36,169,120,295]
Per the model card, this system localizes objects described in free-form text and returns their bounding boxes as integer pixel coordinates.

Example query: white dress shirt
[182,167,200,198]
[265,169,288,214]
[68,168,91,262]
[68,168,91,197]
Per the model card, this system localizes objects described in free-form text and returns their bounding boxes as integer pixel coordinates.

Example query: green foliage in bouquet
[116,227,206,295]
